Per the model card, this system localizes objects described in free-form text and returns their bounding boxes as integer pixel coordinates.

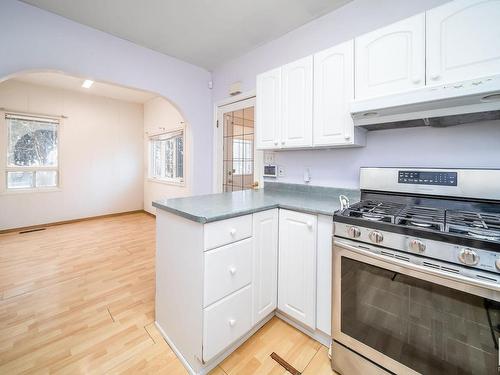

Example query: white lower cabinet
[278,209,317,330]
[156,208,331,374]
[203,285,253,361]
[252,209,279,324]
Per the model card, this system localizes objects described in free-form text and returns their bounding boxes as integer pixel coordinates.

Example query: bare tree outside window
[149,130,184,183]
[5,114,59,189]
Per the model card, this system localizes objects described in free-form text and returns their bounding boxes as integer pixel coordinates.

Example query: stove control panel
[398,170,457,186]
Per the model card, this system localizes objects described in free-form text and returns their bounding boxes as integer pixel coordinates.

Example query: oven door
[332,238,500,375]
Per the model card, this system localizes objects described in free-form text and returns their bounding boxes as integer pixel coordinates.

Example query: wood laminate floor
[0,213,336,374]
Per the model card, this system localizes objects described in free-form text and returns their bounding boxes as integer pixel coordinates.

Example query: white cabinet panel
[256,68,281,149]
[203,285,253,362]
[204,238,253,307]
[316,215,333,335]
[313,40,363,147]
[355,13,425,99]
[426,0,500,85]
[278,209,317,329]
[281,56,313,148]
[252,209,279,324]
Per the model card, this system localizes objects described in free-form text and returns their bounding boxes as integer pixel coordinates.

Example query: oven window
[341,257,499,374]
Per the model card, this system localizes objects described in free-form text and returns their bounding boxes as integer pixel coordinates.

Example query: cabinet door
[426,0,500,85]
[313,40,355,146]
[252,209,279,324]
[278,209,317,329]
[281,56,313,148]
[355,13,425,99]
[256,68,281,149]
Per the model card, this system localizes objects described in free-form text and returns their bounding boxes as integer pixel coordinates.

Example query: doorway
[214,96,262,193]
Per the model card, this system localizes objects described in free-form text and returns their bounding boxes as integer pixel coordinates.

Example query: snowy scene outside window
[6,114,59,190]
[149,131,184,183]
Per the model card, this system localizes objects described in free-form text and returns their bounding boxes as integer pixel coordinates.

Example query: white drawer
[204,214,252,250]
[204,238,252,307]
[203,285,252,362]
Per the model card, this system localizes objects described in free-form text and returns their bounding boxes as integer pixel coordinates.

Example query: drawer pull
[228,319,236,327]
[229,267,237,275]
[229,228,237,236]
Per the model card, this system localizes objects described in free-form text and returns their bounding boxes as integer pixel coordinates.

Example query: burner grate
[343,200,404,223]
[446,210,500,242]
[396,206,445,231]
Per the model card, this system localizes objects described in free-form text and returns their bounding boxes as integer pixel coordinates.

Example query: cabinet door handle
[307,221,313,229]
[229,228,236,236]
[412,77,421,84]
[430,73,440,81]
[281,140,285,145]
[228,267,237,275]
[228,319,236,327]
[274,140,278,145]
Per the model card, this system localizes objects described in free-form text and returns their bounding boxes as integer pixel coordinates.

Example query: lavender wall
[212,0,500,189]
[0,0,213,195]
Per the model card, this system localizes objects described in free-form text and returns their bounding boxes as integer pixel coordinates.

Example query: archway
[0,70,192,230]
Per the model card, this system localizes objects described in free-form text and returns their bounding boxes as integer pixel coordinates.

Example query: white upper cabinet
[252,209,279,325]
[281,56,313,148]
[278,209,317,330]
[313,40,364,147]
[426,0,500,85]
[355,13,425,99]
[256,68,281,149]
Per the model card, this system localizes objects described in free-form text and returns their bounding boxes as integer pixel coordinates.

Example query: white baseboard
[155,313,274,375]
[155,321,199,375]
[275,311,332,347]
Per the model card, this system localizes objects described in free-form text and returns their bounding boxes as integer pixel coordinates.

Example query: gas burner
[362,212,385,221]
[396,206,445,231]
[446,210,500,243]
[467,229,500,241]
[342,200,404,223]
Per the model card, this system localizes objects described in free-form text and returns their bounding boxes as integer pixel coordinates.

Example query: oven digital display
[398,170,457,186]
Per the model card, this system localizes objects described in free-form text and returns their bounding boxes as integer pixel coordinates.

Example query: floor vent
[19,228,46,234]
[270,352,301,375]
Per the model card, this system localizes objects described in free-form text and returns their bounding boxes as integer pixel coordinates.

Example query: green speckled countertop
[152,182,360,223]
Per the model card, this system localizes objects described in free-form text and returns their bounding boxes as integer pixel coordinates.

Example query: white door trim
[212,91,262,193]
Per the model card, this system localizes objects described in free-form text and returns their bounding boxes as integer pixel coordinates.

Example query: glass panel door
[340,257,499,374]
[223,106,255,192]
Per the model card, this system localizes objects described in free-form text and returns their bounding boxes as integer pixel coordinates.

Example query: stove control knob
[347,226,361,238]
[458,248,479,266]
[369,231,383,244]
[409,239,426,253]
[496,259,500,271]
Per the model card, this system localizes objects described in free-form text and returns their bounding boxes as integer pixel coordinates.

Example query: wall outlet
[278,166,285,177]
[264,152,276,164]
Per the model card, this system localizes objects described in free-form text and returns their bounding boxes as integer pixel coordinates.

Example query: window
[232,139,253,175]
[5,114,59,190]
[149,130,184,183]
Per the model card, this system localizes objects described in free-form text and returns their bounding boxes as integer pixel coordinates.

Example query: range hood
[350,75,500,130]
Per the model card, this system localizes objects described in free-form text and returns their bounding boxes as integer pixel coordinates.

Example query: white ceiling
[14,72,157,103]
[21,0,351,70]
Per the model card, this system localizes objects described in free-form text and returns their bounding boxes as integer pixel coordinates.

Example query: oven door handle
[334,238,500,299]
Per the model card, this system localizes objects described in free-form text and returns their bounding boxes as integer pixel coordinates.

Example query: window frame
[2,112,61,193]
[148,127,185,186]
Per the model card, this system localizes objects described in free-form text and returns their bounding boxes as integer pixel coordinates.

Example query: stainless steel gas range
[331,168,500,375]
